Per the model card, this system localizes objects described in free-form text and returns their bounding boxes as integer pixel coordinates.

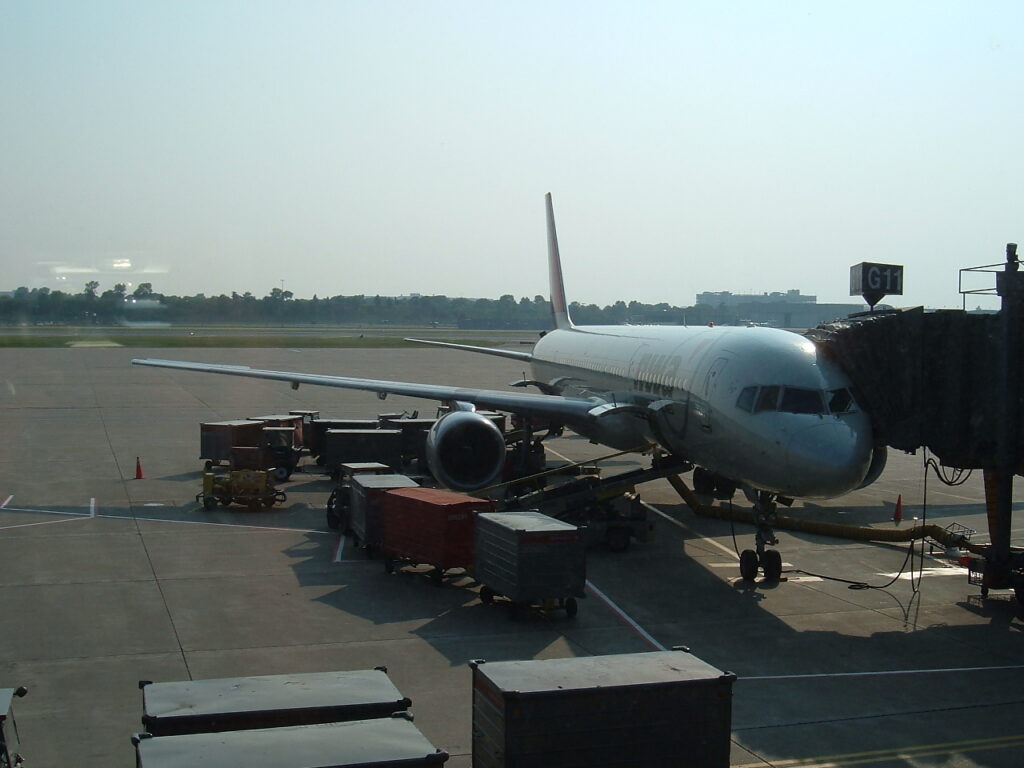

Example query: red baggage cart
[381,488,494,581]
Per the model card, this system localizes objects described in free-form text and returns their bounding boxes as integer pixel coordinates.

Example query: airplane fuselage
[531,323,874,499]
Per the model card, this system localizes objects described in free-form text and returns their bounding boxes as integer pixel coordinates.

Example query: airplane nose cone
[787,421,872,497]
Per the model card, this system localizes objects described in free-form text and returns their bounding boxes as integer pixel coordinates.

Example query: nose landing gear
[739,491,783,581]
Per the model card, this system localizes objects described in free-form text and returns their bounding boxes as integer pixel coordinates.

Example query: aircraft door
[696,356,730,434]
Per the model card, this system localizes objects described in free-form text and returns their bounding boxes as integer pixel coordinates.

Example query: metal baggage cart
[381,488,494,581]
[139,668,410,736]
[0,687,27,768]
[133,713,449,767]
[377,417,438,466]
[474,511,585,617]
[470,650,735,768]
[348,474,419,555]
[327,464,395,531]
[199,420,266,469]
[321,429,403,476]
[306,419,380,463]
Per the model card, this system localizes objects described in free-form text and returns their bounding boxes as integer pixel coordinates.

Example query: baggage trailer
[348,474,419,555]
[326,463,394,531]
[0,686,27,768]
[469,650,735,768]
[381,488,494,581]
[321,429,403,477]
[261,426,301,481]
[199,420,266,469]
[197,468,286,512]
[132,713,448,768]
[378,417,438,466]
[306,418,380,464]
[247,414,307,449]
[474,511,585,617]
[139,668,410,736]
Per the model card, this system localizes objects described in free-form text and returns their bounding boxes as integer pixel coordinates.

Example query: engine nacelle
[425,410,507,491]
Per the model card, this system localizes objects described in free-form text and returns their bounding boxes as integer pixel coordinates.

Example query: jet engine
[425,410,508,491]
[857,446,888,489]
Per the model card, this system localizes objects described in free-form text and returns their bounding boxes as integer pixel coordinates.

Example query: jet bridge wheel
[739,550,759,581]
[761,549,783,581]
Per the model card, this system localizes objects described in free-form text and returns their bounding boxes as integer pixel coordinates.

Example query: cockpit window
[827,388,856,414]
[779,387,825,414]
[736,386,757,413]
[754,386,780,413]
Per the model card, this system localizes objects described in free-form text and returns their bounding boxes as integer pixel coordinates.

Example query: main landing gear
[739,491,783,582]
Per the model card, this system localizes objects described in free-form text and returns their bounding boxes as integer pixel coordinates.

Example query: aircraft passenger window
[736,386,757,413]
[780,387,825,414]
[754,386,780,413]
[828,388,855,413]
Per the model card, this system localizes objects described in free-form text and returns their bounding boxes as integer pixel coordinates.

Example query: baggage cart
[132,713,448,768]
[378,417,438,465]
[200,420,266,469]
[381,489,494,580]
[248,414,307,449]
[327,463,397,531]
[474,511,585,617]
[306,419,380,463]
[262,426,300,481]
[470,650,735,768]
[139,668,410,736]
[321,429,403,476]
[349,474,419,555]
[0,687,27,768]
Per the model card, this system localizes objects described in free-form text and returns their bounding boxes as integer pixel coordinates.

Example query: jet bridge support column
[985,243,1023,593]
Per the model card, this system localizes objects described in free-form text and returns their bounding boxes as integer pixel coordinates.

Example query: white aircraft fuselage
[530,322,874,499]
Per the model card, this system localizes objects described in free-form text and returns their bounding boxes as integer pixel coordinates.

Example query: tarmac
[1,345,1023,767]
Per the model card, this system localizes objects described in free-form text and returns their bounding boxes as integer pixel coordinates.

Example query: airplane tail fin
[546,193,575,331]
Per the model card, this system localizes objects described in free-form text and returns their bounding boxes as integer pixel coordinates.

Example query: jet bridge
[806,244,1024,600]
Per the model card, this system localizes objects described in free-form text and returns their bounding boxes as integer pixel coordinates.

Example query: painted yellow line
[733,733,1024,768]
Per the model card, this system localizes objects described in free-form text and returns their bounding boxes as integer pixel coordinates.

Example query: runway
[1,346,1022,767]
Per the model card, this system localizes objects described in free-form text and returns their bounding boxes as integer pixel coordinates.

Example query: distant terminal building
[696,289,817,306]
[696,289,875,329]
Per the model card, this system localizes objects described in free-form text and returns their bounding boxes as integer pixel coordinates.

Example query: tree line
[0,282,736,329]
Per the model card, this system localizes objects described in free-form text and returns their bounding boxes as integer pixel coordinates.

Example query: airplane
[133,194,886,581]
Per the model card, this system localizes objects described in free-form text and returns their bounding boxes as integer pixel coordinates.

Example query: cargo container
[378,417,438,465]
[381,488,494,579]
[473,511,585,617]
[327,464,400,531]
[0,687,27,768]
[349,474,419,555]
[132,713,448,767]
[200,420,266,468]
[470,650,735,768]
[321,429,403,475]
[247,414,307,448]
[139,668,410,736]
[306,419,380,462]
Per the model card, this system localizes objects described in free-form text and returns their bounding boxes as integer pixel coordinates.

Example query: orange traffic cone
[135,457,144,480]
[893,494,903,524]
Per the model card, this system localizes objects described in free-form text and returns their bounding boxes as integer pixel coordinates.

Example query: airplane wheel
[762,549,783,581]
[739,550,759,581]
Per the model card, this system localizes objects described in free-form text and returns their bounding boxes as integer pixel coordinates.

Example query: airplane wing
[130,357,600,423]
[403,337,534,362]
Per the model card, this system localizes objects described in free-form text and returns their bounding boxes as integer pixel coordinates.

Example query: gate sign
[850,262,903,309]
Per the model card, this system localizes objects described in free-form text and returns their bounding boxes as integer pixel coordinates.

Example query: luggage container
[469,650,735,768]
[132,713,449,768]
[349,474,419,555]
[474,511,585,617]
[321,430,403,476]
[381,489,494,580]
[327,463,399,531]
[306,419,380,462]
[262,426,300,481]
[378,417,438,465]
[247,414,307,449]
[139,668,410,736]
[200,420,266,469]
[0,687,27,768]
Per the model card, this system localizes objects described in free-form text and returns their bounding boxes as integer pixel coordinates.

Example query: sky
[2,1,1022,309]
